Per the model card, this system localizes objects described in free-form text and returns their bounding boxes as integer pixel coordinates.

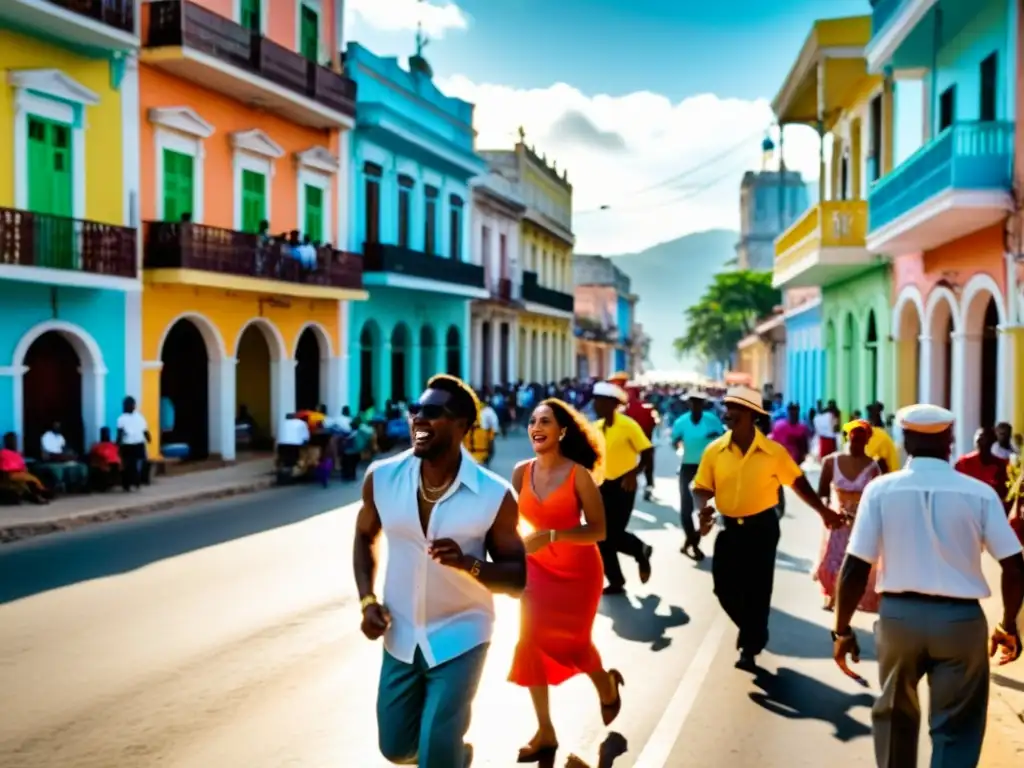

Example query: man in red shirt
[955,426,1010,512]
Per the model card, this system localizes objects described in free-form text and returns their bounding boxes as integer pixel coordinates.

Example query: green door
[162,149,194,222]
[27,115,74,270]
[300,4,319,61]
[241,169,266,234]
[303,185,323,243]
[241,0,261,31]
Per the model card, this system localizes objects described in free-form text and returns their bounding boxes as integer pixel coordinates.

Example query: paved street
[1,434,1021,767]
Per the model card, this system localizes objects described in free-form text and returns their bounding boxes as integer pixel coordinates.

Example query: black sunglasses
[408,403,453,420]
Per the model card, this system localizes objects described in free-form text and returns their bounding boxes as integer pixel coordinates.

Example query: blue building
[784,299,826,415]
[345,45,488,410]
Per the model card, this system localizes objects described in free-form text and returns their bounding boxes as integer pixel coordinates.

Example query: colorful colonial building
[572,254,640,379]
[469,168,525,388]
[772,15,895,419]
[868,0,1017,454]
[346,44,488,410]
[0,0,141,455]
[138,0,365,460]
[481,141,575,384]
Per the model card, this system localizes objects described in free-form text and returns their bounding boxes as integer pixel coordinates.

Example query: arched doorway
[960,283,1002,432]
[161,319,211,459]
[980,298,998,427]
[235,322,275,448]
[926,292,956,409]
[22,332,83,457]
[391,323,411,402]
[864,310,879,406]
[842,313,858,418]
[445,325,461,378]
[824,320,836,403]
[895,294,922,408]
[359,320,380,411]
[481,321,493,387]
[295,326,325,412]
[420,325,436,388]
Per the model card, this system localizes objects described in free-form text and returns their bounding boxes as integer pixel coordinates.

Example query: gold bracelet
[549,529,556,543]
[468,559,482,578]
[360,594,378,611]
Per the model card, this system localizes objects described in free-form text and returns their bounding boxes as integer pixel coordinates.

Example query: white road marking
[632,612,730,768]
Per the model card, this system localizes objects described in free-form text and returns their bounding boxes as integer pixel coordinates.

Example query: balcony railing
[145,0,356,118]
[144,221,363,291]
[775,201,868,268]
[362,242,485,289]
[522,271,574,312]
[868,121,1014,232]
[0,207,137,278]
[48,0,135,34]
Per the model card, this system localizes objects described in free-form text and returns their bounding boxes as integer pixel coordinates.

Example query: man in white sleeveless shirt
[353,374,526,767]
[832,403,1024,768]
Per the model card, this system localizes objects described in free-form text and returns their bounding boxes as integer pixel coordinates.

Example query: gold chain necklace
[419,473,453,504]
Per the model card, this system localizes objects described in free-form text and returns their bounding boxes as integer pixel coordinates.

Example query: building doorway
[161,319,210,459]
[359,320,380,411]
[391,323,411,402]
[295,327,322,411]
[446,325,461,378]
[235,323,273,449]
[22,332,83,457]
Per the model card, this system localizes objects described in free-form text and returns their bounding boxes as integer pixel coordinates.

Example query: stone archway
[359,320,381,411]
[893,286,924,409]
[923,287,958,410]
[957,274,1006,451]
[294,322,333,413]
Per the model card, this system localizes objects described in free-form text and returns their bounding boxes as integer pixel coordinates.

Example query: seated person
[276,413,314,477]
[39,422,88,491]
[0,432,49,504]
[88,427,122,491]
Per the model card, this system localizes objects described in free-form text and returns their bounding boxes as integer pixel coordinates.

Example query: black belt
[882,592,979,606]
[721,507,777,529]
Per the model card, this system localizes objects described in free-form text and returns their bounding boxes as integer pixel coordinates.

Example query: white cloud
[437,76,823,254]
[347,0,468,38]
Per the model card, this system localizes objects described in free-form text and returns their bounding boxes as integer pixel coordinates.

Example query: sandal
[601,669,625,726]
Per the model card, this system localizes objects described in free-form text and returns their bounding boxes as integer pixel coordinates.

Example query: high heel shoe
[601,669,625,726]
[516,742,558,763]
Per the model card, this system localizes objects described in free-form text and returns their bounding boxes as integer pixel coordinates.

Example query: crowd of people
[350,370,1024,768]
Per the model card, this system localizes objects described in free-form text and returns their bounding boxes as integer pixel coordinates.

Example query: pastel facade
[345,44,487,409]
[469,170,525,388]
[482,143,575,384]
[573,254,640,379]
[0,1,142,455]
[736,313,786,395]
[783,290,825,412]
[772,15,897,418]
[138,0,363,460]
[869,0,1018,454]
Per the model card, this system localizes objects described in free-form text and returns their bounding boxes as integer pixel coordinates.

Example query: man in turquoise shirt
[672,391,725,561]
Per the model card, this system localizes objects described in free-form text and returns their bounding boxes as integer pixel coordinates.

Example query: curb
[0,475,276,545]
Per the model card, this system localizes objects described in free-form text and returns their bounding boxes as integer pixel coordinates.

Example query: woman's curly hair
[538,398,604,477]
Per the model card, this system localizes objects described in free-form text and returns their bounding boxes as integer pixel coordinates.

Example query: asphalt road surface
[1,432,1021,767]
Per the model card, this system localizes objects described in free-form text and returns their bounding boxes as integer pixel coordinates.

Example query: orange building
[136,0,365,461]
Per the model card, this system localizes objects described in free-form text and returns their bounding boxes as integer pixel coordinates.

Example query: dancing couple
[353,375,623,767]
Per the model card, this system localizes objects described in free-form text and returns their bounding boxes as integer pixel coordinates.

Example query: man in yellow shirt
[865,402,899,472]
[593,381,654,596]
[694,385,842,669]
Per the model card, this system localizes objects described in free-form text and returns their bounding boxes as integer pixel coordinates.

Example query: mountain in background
[609,229,738,372]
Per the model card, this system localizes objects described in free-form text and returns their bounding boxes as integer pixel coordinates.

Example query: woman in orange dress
[509,399,624,763]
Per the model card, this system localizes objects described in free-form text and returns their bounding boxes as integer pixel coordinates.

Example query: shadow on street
[599,593,689,651]
[765,608,878,662]
[749,666,875,742]
[0,484,355,605]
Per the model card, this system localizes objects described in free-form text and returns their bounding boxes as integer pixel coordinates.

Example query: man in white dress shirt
[353,374,526,767]
[832,403,1024,768]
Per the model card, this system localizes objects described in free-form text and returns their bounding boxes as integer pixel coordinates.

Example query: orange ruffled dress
[509,462,605,687]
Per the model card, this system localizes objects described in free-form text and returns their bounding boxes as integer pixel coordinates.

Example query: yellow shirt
[595,413,653,481]
[693,429,802,518]
[865,428,899,473]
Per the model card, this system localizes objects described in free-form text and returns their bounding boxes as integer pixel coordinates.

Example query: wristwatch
[360,594,378,612]
[831,627,853,642]
[467,558,482,578]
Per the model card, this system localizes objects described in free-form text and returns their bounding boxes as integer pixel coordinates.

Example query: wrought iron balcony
[362,242,485,289]
[143,1,356,123]
[144,221,363,291]
[496,276,513,301]
[1,0,136,53]
[48,0,134,33]
[522,270,574,312]
[0,207,137,278]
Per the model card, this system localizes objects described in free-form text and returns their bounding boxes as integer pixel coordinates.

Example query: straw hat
[593,381,628,403]
[722,385,768,416]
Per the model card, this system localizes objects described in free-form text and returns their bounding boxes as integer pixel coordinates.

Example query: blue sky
[347,0,877,254]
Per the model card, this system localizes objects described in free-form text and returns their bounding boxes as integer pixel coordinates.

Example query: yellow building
[480,140,575,384]
[0,4,142,455]
[136,0,367,461]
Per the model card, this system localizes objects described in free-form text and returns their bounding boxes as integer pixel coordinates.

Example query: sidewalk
[0,458,275,545]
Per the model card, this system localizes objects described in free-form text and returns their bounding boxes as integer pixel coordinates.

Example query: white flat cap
[593,381,628,403]
[896,403,954,434]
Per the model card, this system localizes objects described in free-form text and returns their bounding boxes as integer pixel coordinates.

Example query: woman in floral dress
[814,419,882,612]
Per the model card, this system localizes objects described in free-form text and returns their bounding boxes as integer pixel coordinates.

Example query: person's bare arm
[817,455,834,501]
[999,552,1024,633]
[353,470,383,602]
[511,460,528,495]
[543,466,606,545]
[790,474,840,525]
[833,554,872,634]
